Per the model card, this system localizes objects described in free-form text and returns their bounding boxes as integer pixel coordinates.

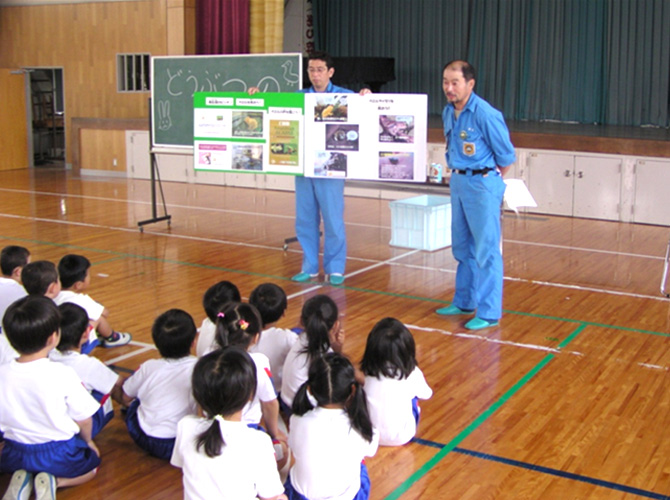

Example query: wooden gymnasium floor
[1,167,670,500]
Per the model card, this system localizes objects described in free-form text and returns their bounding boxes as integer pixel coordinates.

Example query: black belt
[453,167,494,176]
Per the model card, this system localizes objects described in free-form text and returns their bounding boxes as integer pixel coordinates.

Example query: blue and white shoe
[2,469,33,500]
[34,472,57,500]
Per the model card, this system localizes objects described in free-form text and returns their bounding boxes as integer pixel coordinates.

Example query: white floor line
[104,345,155,365]
[406,323,583,356]
[1,185,665,259]
[504,276,670,302]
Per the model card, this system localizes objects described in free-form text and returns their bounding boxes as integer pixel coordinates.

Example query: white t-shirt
[241,352,277,427]
[0,277,27,325]
[49,349,120,417]
[281,335,332,408]
[250,326,298,393]
[171,415,285,500]
[0,358,99,444]
[288,407,379,500]
[364,366,433,446]
[123,356,198,438]
[54,290,105,321]
[0,333,19,365]
[196,318,217,357]
[54,290,105,344]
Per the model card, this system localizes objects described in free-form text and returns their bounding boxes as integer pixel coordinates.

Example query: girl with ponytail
[280,294,344,410]
[170,347,287,499]
[285,352,378,500]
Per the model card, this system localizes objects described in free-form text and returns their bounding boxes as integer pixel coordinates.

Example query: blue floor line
[412,438,670,500]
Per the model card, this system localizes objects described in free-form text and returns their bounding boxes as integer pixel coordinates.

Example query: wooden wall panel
[0,0,168,166]
[0,70,29,171]
[80,128,127,172]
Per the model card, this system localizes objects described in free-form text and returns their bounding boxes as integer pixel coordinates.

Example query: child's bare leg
[57,469,97,488]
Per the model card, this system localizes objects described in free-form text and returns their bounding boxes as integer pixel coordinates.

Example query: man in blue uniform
[436,60,516,330]
[291,51,370,285]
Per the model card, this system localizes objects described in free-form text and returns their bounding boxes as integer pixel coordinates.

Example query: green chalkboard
[151,53,303,150]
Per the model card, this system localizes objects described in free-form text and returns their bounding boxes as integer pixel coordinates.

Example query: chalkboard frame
[150,53,303,152]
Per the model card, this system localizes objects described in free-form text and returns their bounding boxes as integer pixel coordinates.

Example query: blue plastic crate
[389,195,452,251]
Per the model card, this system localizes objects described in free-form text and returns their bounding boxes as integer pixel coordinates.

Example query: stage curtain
[312,0,670,127]
[196,0,250,55]
[249,0,284,53]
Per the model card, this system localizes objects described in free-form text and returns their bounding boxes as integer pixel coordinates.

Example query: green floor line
[385,323,586,499]
[1,234,667,338]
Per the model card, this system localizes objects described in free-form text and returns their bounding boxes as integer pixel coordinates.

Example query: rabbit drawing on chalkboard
[158,100,172,130]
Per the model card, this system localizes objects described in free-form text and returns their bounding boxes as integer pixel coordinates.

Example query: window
[117,53,151,92]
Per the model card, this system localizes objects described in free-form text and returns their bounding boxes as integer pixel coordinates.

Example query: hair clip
[239,319,249,330]
[217,312,225,318]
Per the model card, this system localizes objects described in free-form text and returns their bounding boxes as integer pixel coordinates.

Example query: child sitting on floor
[50,302,123,437]
[55,254,131,349]
[196,280,241,357]
[120,309,198,460]
[0,296,101,500]
[171,347,287,500]
[0,245,30,365]
[249,283,299,395]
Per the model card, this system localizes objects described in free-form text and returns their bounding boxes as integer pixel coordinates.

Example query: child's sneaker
[102,331,132,348]
[34,472,56,500]
[2,469,33,500]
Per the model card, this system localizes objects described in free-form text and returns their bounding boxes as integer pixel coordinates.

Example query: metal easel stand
[138,97,171,232]
[137,150,171,232]
[661,233,670,297]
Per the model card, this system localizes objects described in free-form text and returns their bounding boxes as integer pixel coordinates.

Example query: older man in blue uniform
[437,60,516,330]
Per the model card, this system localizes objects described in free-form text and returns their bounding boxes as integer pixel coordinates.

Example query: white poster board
[302,93,427,181]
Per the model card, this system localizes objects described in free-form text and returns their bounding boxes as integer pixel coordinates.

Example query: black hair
[21,260,59,296]
[193,347,257,457]
[214,302,262,350]
[151,309,197,359]
[300,294,338,359]
[58,254,91,289]
[292,352,373,443]
[308,50,334,69]
[1,245,30,276]
[57,302,90,352]
[443,60,476,82]
[249,283,287,327]
[2,295,61,355]
[360,317,417,380]
[203,281,241,323]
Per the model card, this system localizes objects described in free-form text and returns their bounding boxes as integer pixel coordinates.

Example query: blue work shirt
[442,92,516,169]
[298,81,354,94]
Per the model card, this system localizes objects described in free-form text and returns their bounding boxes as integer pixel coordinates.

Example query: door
[0,69,29,170]
[527,152,574,216]
[572,156,622,221]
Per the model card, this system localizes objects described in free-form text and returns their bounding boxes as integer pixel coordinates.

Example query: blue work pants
[449,171,506,320]
[294,176,346,275]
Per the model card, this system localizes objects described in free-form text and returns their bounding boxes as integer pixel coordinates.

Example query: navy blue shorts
[284,461,370,500]
[0,436,100,478]
[91,390,114,438]
[125,399,175,461]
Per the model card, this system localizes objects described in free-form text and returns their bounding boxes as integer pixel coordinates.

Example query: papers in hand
[503,178,537,213]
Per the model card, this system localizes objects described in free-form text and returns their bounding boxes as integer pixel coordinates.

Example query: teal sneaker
[436,304,474,316]
[329,274,345,285]
[291,272,318,283]
[465,317,499,330]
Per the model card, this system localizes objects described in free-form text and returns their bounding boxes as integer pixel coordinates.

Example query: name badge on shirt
[463,142,476,156]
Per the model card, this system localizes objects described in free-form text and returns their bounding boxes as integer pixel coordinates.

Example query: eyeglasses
[308,67,328,74]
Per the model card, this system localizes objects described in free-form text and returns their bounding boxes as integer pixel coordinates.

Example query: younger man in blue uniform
[437,60,516,330]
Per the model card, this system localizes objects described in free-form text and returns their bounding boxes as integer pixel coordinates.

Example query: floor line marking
[0,185,666,260]
[385,324,587,499]
[1,234,667,338]
[410,439,670,500]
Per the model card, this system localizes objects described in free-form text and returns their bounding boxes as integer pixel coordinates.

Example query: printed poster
[302,93,427,181]
[193,92,304,175]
